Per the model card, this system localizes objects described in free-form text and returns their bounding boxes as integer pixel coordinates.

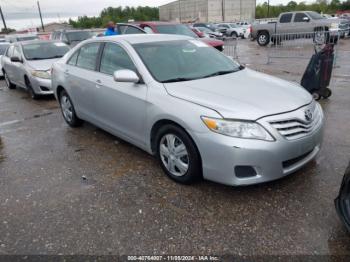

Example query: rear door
[64,42,103,122]
[293,12,311,34]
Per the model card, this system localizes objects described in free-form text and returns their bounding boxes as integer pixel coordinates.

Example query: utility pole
[222,0,225,21]
[37,1,44,31]
[178,0,181,22]
[0,6,7,31]
[267,0,270,18]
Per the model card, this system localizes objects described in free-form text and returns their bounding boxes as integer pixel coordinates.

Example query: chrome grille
[269,102,323,140]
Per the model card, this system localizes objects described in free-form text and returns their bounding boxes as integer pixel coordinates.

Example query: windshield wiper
[161,77,196,83]
[202,69,239,79]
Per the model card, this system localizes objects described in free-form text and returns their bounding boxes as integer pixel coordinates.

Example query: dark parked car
[135,22,224,51]
[335,162,350,232]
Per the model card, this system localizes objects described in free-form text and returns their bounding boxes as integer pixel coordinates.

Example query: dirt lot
[0,39,350,257]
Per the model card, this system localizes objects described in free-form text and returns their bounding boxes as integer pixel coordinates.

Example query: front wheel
[257,31,270,46]
[25,78,39,100]
[155,125,201,184]
[231,32,238,38]
[59,90,83,127]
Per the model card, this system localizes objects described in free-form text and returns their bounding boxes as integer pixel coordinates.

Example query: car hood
[26,58,62,71]
[163,68,312,120]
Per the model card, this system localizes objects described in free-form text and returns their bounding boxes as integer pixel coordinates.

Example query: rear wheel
[4,71,16,89]
[257,31,270,46]
[155,124,201,184]
[59,89,83,127]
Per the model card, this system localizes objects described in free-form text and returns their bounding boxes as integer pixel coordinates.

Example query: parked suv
[136,22,224,51]
[51,30,94,46]
[216,23,246,38]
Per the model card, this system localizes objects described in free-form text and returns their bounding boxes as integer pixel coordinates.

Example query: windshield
[156,25,198,38]
[22,42,70,60]
[229,24,238,28]
[0,44,9,55]
[17,36,39,41]
[133,40,241,83]
[306,11,324,20]
[66,31,92,42]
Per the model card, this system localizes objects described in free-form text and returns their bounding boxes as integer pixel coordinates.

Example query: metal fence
[267,31,340,64]
[223,37,238,61]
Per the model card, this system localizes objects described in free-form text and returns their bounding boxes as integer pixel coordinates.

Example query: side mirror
[113,69,140,83]
[11,56,22,63]
[303,17,310,22]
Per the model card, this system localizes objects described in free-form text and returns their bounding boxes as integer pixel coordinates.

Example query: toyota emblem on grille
[305,109,313,122]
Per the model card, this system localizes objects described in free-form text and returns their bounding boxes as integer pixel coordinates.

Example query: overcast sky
[2,0,316,15]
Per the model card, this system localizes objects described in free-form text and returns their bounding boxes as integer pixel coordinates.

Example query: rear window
[280,13,293,23]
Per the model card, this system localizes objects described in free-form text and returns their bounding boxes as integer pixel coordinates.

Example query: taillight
[249,25,252,33]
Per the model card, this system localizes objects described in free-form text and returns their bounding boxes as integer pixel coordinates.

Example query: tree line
[68,1,350,28]
[69,6,159,28]
[256,0,350,19]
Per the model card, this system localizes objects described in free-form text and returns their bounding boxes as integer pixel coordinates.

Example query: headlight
[31,70,51,79]
[330,23,339,30]
[201,116,274,141]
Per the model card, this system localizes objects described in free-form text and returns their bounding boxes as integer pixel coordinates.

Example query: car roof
[19,40,67,46]
[94,34,192,44]
[137,21,182,26]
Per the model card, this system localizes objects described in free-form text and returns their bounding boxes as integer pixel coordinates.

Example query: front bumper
[29,76,54,95]
[192,103,324,186]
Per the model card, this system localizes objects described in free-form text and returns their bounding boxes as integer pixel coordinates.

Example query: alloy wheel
[61,95,73,123]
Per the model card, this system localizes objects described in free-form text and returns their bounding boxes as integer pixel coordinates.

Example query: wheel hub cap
[61,95,73,122]
[159,134,189,177]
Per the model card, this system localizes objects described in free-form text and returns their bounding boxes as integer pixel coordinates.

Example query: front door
[95,42,148,146]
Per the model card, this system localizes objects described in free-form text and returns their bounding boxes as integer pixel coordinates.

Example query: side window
[280,13,293,23]
[294,13,308,22]
[100,43,136,75]
[143,26,154,34]
[76,42,100,71]
[12,46,21,58]
[67,51,79,66]
[124,26,145,34]
[117,25,127,34]
[6,46,14,57]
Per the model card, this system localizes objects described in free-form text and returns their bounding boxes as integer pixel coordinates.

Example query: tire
[59,89,83,127]
[155,124,201,184]
[4,71,16,89]
[322,88,332,99]
[257,31,270,46]
[230,32,238,38]
[25,77,39,100]
[312,92,321,101]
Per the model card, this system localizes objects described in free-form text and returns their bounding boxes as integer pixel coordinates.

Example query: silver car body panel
[51,34,324,186]
[1,40,68,95]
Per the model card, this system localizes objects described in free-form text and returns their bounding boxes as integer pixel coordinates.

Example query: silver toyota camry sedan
[51,34,324,186]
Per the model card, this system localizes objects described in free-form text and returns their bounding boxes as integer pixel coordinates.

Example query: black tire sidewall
[26,79,38,100]
[4,72,15,89]
[257,32,269,46]
[155,125,201,184]
[59,90,82,127]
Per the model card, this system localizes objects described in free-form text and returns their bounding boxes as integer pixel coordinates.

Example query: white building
[159,0,256,23]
